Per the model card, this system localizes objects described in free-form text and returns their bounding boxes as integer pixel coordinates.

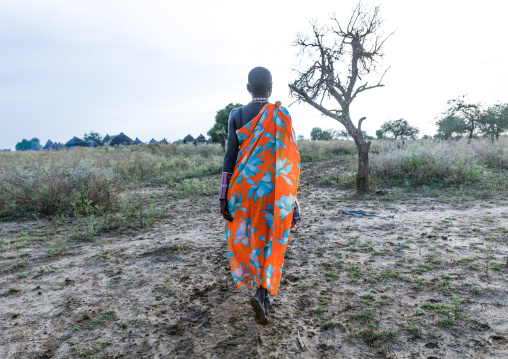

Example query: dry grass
[0,161,121,215]
[0,144,222,216]
[1,137,506,217]
[297,139,358,161]
[369,137,508,186]
[0,143,224,183]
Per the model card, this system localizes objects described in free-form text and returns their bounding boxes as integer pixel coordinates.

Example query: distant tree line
[15,138,41,151]
[310,128,374,141]
[435,96,508,140]
[16,96,504,152]
[307,96,507,141]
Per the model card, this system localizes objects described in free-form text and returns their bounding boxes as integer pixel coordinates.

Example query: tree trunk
[220,136,226,153]
[356,141,371,193]
[343,115,371,193]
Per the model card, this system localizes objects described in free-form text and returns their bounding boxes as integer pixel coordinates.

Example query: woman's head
[247,67,272,98]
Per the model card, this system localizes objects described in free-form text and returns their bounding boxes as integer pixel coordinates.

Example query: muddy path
[1,160,507,358]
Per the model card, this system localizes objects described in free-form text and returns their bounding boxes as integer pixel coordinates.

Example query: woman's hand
[220,199,233,222]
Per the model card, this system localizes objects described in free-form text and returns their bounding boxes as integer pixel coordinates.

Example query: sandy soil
[1,160,507,359]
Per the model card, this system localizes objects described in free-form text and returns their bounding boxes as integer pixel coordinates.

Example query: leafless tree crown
[289,2,392,193]
[289,2,392,126]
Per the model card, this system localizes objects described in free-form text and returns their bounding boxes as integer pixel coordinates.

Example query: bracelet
[219,172,232,199]
[292,198,301,225]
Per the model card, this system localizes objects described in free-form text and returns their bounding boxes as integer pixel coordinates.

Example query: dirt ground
[1,160,507,359]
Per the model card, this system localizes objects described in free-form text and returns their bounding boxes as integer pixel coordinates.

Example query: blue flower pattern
[273,158,293,185]
[237,145,264,180]
[275,193,296,219]
[246,173,274,201]
[263,133,286,155]
[262,204,274,228]
[228,191,247,218]
[275,229,290,245]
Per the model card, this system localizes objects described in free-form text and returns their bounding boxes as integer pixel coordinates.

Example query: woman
[219,67,301,325]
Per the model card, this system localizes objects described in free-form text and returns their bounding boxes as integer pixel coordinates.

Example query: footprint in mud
[215,336,259,357]
[174,337,196,356]
[490,334,508,345]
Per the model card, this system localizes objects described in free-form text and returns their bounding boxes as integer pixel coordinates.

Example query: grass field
[0,138,507,358]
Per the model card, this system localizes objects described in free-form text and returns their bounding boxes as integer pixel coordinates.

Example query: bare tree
[289,2,392,192]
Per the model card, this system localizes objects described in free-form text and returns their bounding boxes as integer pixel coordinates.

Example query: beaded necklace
[250,97,269,104]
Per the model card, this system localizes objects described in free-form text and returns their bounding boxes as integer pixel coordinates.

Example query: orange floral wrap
[225,102,300,295]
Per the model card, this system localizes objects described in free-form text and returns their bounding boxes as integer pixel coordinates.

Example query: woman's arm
[222,109,239,173]
[219,109,240,222]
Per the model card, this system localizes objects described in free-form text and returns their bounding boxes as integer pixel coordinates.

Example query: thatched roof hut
[134,137,144,145]
[103,134,112,143]
[149,138,157,144]
[159,138,169,145]
[65,137,88,147]
[206,137,213,144]
[87,140,99,148]
[196,134,206,143]
[109,132,134,146]
[43,139,54,150]
[183,134,194,144]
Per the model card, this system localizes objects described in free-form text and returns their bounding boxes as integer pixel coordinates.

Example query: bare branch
[350,66,390,102]
[358,116,367,133]
[327,81,346,107]
[289,84,344,124]
[377,65,390,84]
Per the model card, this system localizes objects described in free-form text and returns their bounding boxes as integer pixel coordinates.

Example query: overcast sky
[1,0,507,150]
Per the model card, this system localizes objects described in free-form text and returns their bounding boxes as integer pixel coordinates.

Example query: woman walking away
[219,67,301,325]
